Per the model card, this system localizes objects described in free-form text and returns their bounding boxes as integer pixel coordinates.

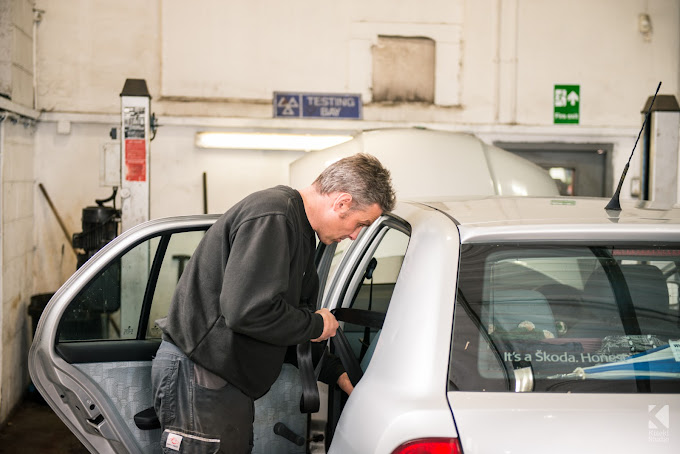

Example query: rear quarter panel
[328,207,461,453]
[448,392,679,453]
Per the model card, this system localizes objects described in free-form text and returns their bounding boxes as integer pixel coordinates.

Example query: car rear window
[449,244,680,393]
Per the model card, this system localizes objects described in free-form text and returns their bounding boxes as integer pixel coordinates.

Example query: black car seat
[619,264,679,341]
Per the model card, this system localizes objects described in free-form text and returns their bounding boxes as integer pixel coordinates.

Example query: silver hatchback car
[30,196,680,453]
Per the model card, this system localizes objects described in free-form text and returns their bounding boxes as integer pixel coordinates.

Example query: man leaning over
[151,153,396,453]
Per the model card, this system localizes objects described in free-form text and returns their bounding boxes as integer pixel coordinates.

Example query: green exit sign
[554,84,580,124]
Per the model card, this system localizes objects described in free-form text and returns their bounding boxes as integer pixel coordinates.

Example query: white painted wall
[34,0,679,122]
[34,116,307,293]
[28,0,679,293]
[0,0,36,424]
[0,118,35,423]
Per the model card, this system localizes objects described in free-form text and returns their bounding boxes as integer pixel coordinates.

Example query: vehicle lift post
[119,78,152,232]
[119,79,152,336]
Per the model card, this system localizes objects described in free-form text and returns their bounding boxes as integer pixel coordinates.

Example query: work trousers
[151,340,254,454]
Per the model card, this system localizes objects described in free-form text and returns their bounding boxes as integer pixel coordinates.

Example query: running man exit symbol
[554,84,580,124]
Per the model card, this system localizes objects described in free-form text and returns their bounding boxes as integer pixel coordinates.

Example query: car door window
[57,229,206,342]
[337,227,410,370]
[318,238,351,303]
[146,231,205,338]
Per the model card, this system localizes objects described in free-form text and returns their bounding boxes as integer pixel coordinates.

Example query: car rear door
[29,216,215,454]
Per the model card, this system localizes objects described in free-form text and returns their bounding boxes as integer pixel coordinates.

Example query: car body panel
[429,197,680,242]
[326,205,460,453]
[431,197,680,226]
[29,216,218,454]
[448,392,679,453]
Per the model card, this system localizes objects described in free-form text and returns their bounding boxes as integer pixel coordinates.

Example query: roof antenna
[605,81,662,211]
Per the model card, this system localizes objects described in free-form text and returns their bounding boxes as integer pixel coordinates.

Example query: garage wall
[23,0,680,343]
[0,0,36,424]
[0,119,35,424]
[493,0,680,127]
[33,118,305,295]
[33,0,679,123]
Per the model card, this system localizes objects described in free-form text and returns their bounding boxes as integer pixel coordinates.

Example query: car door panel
[30,344,150,453]
[30,218,216,454]
[53,342,161,452]
[73,359,160,452]
[30,215,315,454]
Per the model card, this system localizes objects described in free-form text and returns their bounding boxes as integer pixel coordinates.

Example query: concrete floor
[0,393,88,454]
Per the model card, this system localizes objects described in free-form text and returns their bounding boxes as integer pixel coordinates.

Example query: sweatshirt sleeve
[219,213,324,345]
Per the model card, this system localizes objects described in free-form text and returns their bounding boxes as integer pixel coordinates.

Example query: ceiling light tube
[195,131,352,151]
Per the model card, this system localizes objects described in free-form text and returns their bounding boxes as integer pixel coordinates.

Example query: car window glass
[147,231,205,338]
[57,238,158,342]
[341,228,410,368]
[57,229,206,342]
[450,245,680,394]
[323,238,351,300]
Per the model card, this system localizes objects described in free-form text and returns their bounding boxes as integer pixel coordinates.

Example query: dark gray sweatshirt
[158,186,324,398]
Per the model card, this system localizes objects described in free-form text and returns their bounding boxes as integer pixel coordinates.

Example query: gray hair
[313,153,396,212]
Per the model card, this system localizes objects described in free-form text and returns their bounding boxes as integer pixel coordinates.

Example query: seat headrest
[584,264,669,315]
[620,264,669,314]
[488,289,555,335]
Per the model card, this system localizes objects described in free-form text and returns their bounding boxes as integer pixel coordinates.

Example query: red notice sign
[125,139,146,182]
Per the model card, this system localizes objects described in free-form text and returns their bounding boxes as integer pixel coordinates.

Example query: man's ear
[332,193,353,213]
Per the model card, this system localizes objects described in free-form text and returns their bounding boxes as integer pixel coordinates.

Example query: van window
[449,244,680,393]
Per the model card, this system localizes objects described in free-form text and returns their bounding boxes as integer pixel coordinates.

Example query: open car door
[29,216,215,453]
[29,215,311,454]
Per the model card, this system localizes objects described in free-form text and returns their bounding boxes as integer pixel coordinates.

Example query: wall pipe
[33,8,45,111]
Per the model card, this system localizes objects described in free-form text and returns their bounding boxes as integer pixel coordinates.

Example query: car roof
[140,196,680,244]
[396,196,680,243]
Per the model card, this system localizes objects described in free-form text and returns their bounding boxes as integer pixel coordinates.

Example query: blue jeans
[151,341,254,454]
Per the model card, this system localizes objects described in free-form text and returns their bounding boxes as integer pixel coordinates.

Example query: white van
[290,128,559,198]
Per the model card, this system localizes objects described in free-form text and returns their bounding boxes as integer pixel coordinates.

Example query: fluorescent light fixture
[195,131,352,151]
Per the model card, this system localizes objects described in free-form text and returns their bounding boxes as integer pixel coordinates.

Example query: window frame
[54,223,212,362]
[322,215,411,312]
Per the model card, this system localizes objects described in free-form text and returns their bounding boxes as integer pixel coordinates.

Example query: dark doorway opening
[495,142,613,197]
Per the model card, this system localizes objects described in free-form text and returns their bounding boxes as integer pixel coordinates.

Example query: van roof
[290,128,559,198]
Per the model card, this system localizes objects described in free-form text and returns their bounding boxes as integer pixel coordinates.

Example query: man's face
[316,196,382,245]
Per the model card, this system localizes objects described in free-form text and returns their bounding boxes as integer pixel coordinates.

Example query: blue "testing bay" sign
[274,92,362,119]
